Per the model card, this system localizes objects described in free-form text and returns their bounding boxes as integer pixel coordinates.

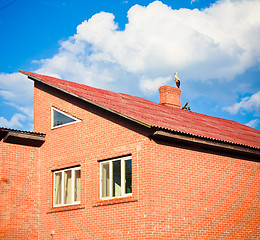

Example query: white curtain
[54,172,62,205]
[102,163,110,197]
[74,170,81,202]
[64,170,72,204]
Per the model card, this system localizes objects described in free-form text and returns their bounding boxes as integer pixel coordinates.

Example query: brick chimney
[159,85,181,108]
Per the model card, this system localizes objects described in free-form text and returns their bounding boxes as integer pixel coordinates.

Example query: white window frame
[53,166,81,207]
[100,155,132,200]
[51,107,81,129]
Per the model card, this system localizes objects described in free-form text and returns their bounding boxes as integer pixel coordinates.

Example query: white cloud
[0,72,34,130]
[246,119,259,128]
[0,72,33,104]
[139,76,172,94]
[0,113,27,129]
[224,91,260,115]
[0,90,17,102]
[5,102,33,119]
[36,0,260,93]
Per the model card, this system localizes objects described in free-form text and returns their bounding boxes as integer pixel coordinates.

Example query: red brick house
[0,70,259,239]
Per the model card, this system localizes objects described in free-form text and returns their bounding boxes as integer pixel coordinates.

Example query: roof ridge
[20,70,130,97]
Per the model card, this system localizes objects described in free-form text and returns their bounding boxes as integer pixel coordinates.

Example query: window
[100,156,132,199]
[51,107,81,129]
[53,166,81,207]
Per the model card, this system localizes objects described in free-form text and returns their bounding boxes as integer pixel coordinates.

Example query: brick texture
[0,142,40,239]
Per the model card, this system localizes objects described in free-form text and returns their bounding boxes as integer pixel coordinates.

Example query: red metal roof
[20,70,260,149]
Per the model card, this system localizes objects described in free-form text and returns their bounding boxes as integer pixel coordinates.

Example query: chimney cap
[159,85,181,108]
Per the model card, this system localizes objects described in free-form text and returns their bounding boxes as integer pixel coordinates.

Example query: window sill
[93,196,137,207]
[47,204,85,214]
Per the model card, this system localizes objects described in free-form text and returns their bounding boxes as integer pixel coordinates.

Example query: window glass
[113,160,121,197]
[125,159,132,194]
[53,109,77,127]
[53,166,80,207]
[100,156,132,199]
[52,107,81,129]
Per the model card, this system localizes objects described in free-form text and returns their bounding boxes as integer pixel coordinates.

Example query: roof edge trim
[151,130,260,159]
[0,128,45,147]
[152,126,260,150]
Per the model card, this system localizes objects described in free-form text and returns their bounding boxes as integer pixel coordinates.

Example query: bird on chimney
[174,72,180,88]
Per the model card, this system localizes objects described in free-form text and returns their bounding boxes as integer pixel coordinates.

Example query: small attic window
[51,107,81,129]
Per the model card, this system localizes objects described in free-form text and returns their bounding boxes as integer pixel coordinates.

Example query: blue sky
[0,0,260,131]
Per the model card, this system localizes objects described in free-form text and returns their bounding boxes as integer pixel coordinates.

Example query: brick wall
[0,142,40,239]
[145,141,259,239]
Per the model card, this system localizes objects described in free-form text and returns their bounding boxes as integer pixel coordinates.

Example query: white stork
[174,72,180,88]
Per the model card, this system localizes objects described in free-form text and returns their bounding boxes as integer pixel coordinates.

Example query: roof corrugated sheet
[0,127,45,147]
[20,70,260,149]
[0,127,45,136]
